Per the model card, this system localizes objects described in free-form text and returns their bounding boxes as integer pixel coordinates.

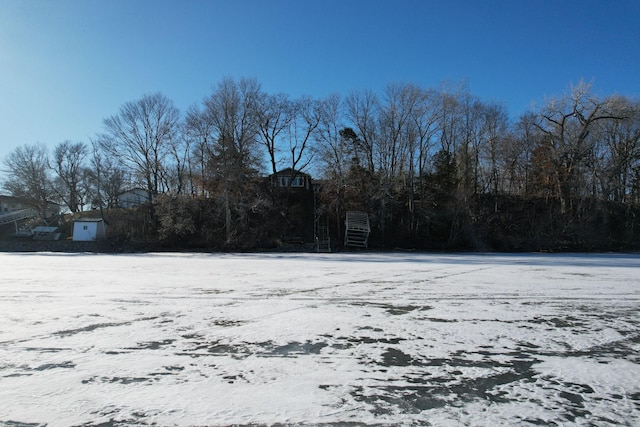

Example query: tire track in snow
[0,315,160,346]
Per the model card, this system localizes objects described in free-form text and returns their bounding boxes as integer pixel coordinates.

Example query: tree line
[2,78,640,250]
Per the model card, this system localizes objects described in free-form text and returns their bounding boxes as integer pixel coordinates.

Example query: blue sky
[1,0,639,168]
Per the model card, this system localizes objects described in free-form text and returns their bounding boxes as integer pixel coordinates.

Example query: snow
[0,252,638,426]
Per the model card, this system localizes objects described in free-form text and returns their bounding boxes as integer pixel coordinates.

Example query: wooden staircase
[316,212,331,252]
[344,211,370,248]
[0,208,38,226]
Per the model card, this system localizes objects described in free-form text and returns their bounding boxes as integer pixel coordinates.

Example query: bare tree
[283,96,320,180]
[203,77,262,242]
[162,124,190,195]
[592,96,640,203]
[456,93,486,199]
[403,88,440,230]
[373,83,423,233]
[410,88,440,186]
[477,103,509,208]
[315,93,347,179]
[257,93,292,179]
[506,112,539,195]
[184,104,215,197]
[313,94,350,239]
[204,77,262,176]
[345,89,379,173]
[51,141,89,212]
[2,143,55,219]
[437,81,467,156]
[99,92,180,211]
[88,141,126,209]
[377,82,422,180]
[533,81,623,212]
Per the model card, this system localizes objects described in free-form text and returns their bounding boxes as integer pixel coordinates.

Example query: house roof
[269,168,312,178]
[117,188,148,196]
[32,226,59,233]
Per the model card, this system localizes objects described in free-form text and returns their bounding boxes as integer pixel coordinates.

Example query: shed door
[74,223,96,241]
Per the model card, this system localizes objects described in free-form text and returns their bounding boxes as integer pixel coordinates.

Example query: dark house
[267,169,317,244]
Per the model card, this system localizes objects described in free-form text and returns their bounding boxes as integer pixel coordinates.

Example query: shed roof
[74,218,105,223]
[32,226,59,233]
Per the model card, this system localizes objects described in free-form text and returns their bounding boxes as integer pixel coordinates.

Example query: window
[83,225,88,230]
[277,175,305,188]
[291,176,305,187]
[277,176,290,187]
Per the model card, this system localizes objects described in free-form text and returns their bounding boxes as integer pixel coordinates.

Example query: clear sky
[1,0,639,169]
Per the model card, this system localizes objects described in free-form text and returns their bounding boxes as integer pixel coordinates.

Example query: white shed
[73,218,107,241]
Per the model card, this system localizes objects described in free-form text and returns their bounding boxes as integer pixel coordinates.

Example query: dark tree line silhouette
[3,78,639,251]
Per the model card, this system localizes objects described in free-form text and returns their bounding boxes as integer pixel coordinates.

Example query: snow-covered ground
[0,252,638,426]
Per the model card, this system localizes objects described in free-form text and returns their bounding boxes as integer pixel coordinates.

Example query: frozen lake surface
[0,252,638,426]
